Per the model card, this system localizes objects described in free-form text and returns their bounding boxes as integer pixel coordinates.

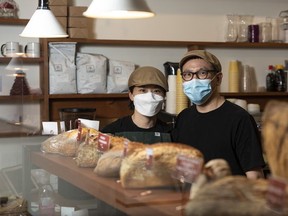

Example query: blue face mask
[182,79,213,105]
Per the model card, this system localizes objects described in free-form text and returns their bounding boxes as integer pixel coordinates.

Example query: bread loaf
[41,128,99,157]
[94,141,144,177]
[262,100,288,180]
[75,136,100,167]
[185,176,288,216]
[75,133,130,168]
[120,142,203,189]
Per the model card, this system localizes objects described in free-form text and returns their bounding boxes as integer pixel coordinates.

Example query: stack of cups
[247,103,260,115]
[165,75,177,114]
[234,99,248,110]
[176,69,189,114]
[228,60,240,92]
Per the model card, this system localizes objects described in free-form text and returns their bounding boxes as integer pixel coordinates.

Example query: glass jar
[260,20,272,43]
[225,14,238,42]
[238,15,253,42]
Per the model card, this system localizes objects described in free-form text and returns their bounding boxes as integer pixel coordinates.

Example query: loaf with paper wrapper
[94,141,145,177]
[41,128,99,157]
[119,142,204,189]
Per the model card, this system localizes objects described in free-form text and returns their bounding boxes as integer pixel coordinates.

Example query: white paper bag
[107,59,135,93]
[49,42,77,94]
[76,53,108,94]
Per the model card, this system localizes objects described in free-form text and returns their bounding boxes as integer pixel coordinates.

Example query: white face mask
[133,92,164,117]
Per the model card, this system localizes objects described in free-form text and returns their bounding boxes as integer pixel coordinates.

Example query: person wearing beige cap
[172,50,265,179]
[102,66,172,143]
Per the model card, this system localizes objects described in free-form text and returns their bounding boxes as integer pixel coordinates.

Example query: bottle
[38,172,55,216]
[39,184,55,215]
[275,64,287,92]
[266,65,276,91]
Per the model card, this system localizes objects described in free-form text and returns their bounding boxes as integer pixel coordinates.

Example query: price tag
[122,139,129,157]
[97,133,111,152]
[76,120,82,142]
[173,154,203,183]
[85,129,90,145]
[266,176,287,212]
[145,148,153,169]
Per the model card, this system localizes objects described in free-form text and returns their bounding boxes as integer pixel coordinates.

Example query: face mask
[182,78,214,105]
[133,92,164,117]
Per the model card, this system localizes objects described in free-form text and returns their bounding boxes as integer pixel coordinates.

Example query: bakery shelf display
[28,150,189,215]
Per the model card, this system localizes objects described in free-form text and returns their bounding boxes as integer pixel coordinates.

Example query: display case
[0,18,43,136]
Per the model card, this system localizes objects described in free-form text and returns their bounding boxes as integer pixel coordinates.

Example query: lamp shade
[83,0,155,19]
[20,0,68,38]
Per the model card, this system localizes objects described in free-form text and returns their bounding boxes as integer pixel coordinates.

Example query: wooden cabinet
[2,21,288,134]
[40,38,288,127]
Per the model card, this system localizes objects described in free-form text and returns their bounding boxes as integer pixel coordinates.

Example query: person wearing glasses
[102,66,172,143]
[171,50,265,179]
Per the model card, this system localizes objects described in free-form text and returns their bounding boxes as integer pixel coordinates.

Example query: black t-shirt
[101,116,172,143]
[171,100,265,176]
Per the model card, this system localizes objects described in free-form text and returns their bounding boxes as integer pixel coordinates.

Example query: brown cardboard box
[56,17,67,29]
[50,6,67,17]
[68,6,87,17]
[68,28,88,38]
[49,0,68,6]
[68,17,88,28]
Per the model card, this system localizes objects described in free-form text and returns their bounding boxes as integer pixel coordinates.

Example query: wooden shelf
[0,57,43,64]
[40,38,288,125]
[30,151,188,216]
[44,38,288,49]
[0,18,29,25]
[220,92,288,111]
[48,93,129,99]
[0,95,43,102]
[187,41,288,49]
[221,92,288,97]
[0,119,39,137]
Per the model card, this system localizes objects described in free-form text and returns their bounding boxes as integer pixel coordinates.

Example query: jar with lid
[274,64,287,92]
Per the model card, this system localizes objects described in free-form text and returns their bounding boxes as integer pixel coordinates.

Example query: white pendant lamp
[20,0,68,38]
[83,0,155,19]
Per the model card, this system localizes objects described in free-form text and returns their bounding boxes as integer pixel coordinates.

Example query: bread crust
[120,142,203,189]
[41,128,99,156]
[94,141,145,177]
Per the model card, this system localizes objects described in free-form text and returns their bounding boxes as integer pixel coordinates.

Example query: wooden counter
[30,151,189,216]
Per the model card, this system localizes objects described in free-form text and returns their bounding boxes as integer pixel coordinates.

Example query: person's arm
[245,168,264,179]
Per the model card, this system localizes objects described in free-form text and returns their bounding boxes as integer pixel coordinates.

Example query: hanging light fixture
[20,0,68,38]
[83,0,155,19]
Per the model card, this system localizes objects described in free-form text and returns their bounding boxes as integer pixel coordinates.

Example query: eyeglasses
[181,70,216,81]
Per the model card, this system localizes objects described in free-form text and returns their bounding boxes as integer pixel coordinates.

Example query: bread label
[122,139,129,157]
[76,120,82,142]
[145,148,153,169]
[97,133,111,152]
[173,155,203,183]
[266,176,287,212]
